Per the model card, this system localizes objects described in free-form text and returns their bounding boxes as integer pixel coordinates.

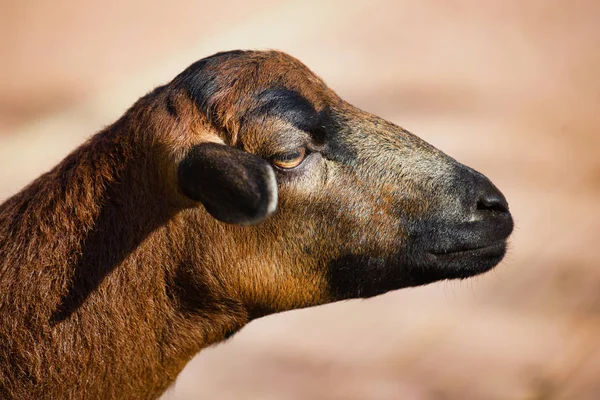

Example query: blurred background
[1,1,599,399]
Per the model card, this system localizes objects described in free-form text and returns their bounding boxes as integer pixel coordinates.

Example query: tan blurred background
[1,1,599,399]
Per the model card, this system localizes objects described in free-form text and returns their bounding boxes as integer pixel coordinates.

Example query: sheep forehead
[177,50,339,148]
[191,52,333,105]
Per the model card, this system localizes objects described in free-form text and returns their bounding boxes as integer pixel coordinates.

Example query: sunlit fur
[0,50,512,399]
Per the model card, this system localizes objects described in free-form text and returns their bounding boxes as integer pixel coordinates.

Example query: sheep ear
[178,142,278,226]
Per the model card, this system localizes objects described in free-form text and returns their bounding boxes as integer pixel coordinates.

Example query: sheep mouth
[417,211,513,276]
[422,239,509,280]
[429,240,507,258]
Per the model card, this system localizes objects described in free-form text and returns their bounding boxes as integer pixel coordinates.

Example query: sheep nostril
[476,190,509,214]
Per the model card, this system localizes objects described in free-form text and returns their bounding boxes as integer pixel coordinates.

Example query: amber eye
[272,148,307,169]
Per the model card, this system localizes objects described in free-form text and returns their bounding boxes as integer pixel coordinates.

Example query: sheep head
[151,50,513,319]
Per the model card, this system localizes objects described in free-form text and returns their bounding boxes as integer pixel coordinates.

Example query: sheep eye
[272,148,307,170]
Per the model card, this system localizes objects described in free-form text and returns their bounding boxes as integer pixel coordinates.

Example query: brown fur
[0,50,512,399]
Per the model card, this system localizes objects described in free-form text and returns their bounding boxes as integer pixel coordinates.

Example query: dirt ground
[1,1,599,399]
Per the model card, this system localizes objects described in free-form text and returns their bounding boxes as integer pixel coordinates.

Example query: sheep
[0,50,513,399]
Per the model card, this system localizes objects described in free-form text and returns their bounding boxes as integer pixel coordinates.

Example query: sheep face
[167,50,513,316]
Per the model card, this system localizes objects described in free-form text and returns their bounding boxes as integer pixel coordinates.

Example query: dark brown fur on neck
[0,92,250,398]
